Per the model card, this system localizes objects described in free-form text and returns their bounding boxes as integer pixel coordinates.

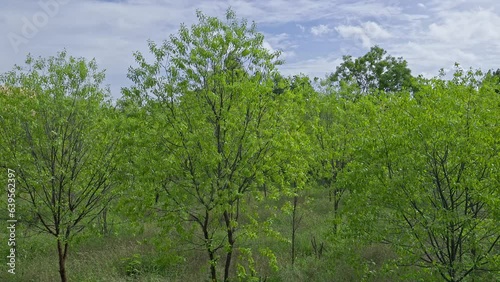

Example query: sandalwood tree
[311,89,357,233]
[365,68,500,281]
[0,52,119,282]
[122,10,285,281]
[269,74,318,266]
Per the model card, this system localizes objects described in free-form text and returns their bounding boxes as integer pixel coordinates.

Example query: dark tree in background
[326,46,414,94]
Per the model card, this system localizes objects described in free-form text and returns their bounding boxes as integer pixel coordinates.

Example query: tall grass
[0,189,446,281]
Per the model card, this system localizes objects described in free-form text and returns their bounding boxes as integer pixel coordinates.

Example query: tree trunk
[201,211,218,282]
[57,239,68,282]
[209,249,217,282]
[291,195,299,266]
[332,188,342,233]
[102,207,108,235]
[223,210,235,282]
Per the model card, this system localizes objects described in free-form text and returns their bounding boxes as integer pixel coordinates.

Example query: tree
[326,45,414,95]
[0,51,119,282]
[122,9,284,281]
[484,68,500,94]
[311,91,356,233]
[364,67,500,281]
[270,74,318,266]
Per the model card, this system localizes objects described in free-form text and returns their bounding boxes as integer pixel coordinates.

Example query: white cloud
[2,0,500,99]
[262,41,274,53]
[392,41,480,78]
[296,24,305,33]
[363,22,392,38]
[427,8,500,45]
[279,54,343,78]
[225,0,358,24]
[335,21,391,48]
[281,51,297,60]
[310,24,333,36]
[389,5,500,77]
[266,33,292,47]
[337,1,402,18]
[263,33,297,60]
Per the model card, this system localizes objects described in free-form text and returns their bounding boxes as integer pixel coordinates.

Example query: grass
[0,189,450,282]
[0,222,183,282]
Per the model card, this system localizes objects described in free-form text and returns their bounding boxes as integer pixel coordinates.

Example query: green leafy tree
[326,46,414,95]
[484,68,500,94]
[122,9,284,282]
[311,92,357,233]
[364,68,500,281]
[0,52,119,282]
[270,74,318,266]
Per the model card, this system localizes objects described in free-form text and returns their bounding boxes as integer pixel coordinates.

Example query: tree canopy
[326,45,414,94]
[1,9,500,282]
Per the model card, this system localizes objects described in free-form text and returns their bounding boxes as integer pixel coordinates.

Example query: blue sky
[1,0,499,98]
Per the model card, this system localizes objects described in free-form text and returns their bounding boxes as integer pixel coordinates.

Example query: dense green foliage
[325,45,414,95]
[1,10,499,282]
[0,51,121,282]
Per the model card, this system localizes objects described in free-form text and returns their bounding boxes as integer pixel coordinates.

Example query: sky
[1,0,499,99]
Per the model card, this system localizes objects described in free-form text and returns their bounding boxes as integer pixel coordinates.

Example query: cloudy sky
[1,0,499,98]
